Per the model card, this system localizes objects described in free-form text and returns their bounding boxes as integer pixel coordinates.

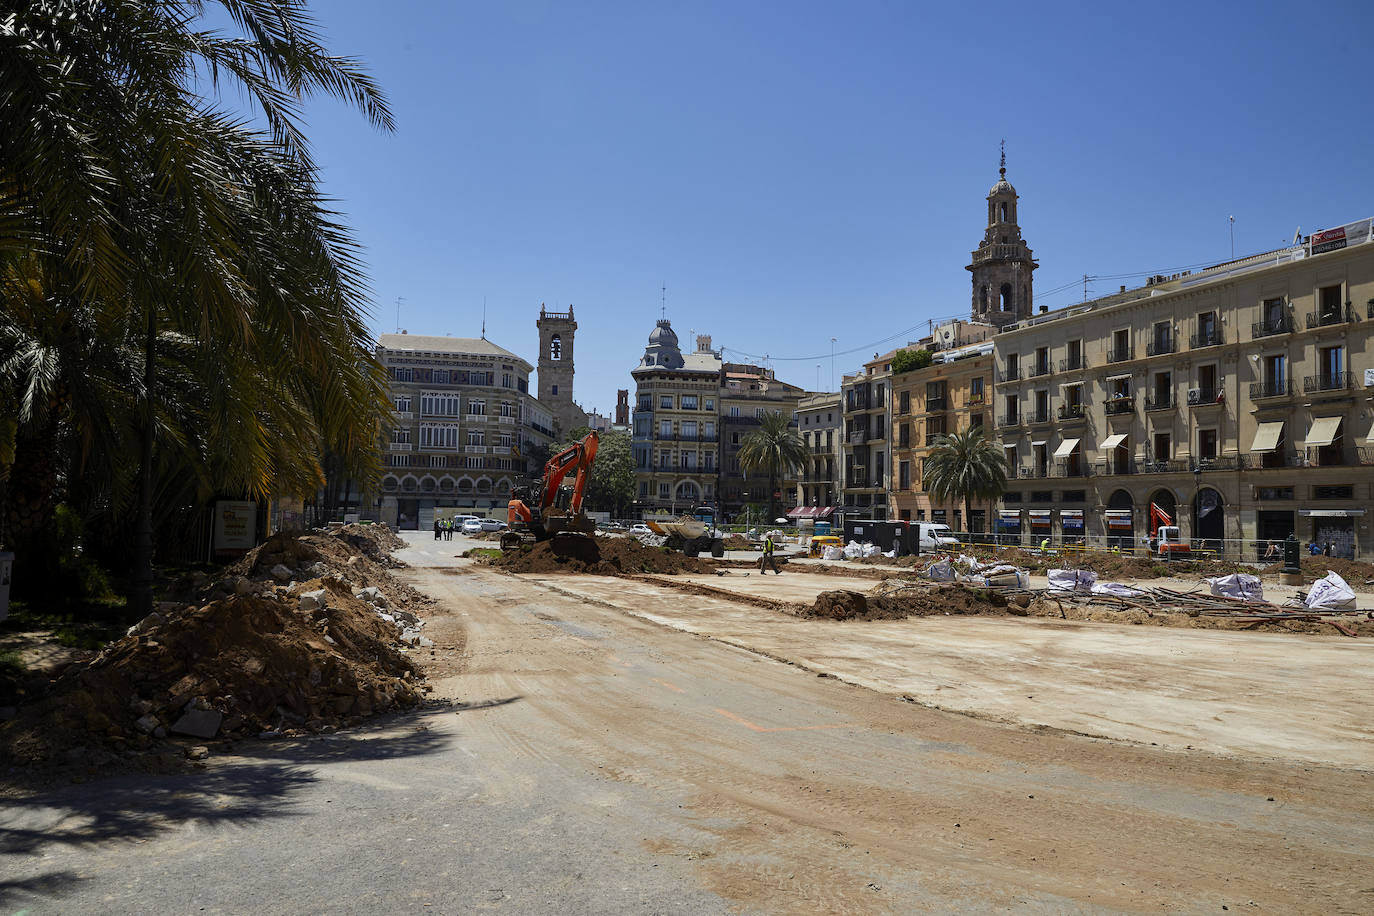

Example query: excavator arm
[503,431,599,550]
[539,431,599,516]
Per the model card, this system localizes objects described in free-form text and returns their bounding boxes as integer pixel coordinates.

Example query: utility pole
[1229,215,1235,260]
[830,337,837,391]
[1082,275,1089,303]
[395,296,405,333]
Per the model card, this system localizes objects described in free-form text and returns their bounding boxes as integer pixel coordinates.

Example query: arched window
[979,285,989,312]
[550,334,562,360]
[1000,283,1013,312]
[1000,201,1008,222]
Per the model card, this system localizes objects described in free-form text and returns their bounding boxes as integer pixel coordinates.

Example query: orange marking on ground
[650,678,686,694]
[713,708,854,733]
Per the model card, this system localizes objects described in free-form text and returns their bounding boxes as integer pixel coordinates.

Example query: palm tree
[1,2,394,614]
[922,426,1007,537]
[738,411,807,525]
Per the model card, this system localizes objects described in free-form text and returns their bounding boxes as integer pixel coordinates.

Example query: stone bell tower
[536,303,581,437]
[967,145,1037,328]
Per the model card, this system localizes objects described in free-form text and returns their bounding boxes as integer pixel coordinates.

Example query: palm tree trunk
[131,309,156,617]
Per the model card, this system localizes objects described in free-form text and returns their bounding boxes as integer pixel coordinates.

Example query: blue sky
[278,0,1373,414]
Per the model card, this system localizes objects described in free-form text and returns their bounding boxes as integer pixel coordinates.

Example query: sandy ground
[392,534,1374,913]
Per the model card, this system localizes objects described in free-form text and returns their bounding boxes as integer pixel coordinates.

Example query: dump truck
[643,506,726,558]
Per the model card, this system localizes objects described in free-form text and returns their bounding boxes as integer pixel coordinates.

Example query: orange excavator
[501,430,599,556]
[1149,502,1191,559]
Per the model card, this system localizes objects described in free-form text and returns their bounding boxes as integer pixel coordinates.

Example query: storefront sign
[1105,509,1134,530]
[1028,510,1052,528]
[1061,510,1084,530]
[996,510,1021,530]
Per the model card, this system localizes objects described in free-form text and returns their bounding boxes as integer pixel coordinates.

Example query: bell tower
[967,144,1037,328]
[536,303,579,437]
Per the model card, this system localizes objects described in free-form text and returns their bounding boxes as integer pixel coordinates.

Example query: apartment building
[993,217,1374,558]
[718,362,806,519]
[793,393,842,519]
[374,333,556,528]
[630,322,722,514]
[889,322,995,530]
[839,352,894,520]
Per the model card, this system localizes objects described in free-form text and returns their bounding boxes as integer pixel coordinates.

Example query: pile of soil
[0,578,422,768]
[1260,555,1374,586]
[804,585,1008,621]
[721,534,752,551]
[1024,594,1374,637]
[948,545,1249,579]
[492,535,718,576]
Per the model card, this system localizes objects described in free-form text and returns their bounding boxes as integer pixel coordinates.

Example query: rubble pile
[804,584,1008,621]
[0,526,433,770]
[491,536,718,576]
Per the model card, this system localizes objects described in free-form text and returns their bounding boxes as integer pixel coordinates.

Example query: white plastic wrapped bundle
[923,559,956,581]
[1206,573,1264,601]
[1048,568,1096,593]
[1305,571,1357,610]
[823,545,846,560]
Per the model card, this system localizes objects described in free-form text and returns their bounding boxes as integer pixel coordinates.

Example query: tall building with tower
[967,149,1036,327]
[536,304,588,437]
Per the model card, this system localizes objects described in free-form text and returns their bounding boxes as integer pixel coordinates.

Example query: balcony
[1305,447,1356,467]
[1252,315,1293,338]
[1094,459,1138,476]
[1361,447,1374,465]
[1059,355,1085,372]
[1018,466,1049,479]
[388,442,413,451]
[996,367,1021,383]
[1145,393,1173,410]
[1050,462,1091,478]
[1237,452,1304,470]
[1146,338,1176,356]
[1028,409,1051,424]
[1191,456,1240,472]
[1249,379,1293,400]
[996,414,1021,428]
[1107,344,1134,363]
[1187,386,1222,406]
[1304,372,1352,393]
[1057,403,1086,421]
[967,393,987,408]
[392,410,415,420]
[1190,329,1224,348]
[1027,363,1052,379]
[926,395,947,411]
[1306,307,1353,329]
[1104,397,1134,415]
[1140,459,1189,474]
[925,433,947,447]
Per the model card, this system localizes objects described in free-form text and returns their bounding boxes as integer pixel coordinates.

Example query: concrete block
[270,564,294,582]
[170,707,223,739]
[299,589,327,611]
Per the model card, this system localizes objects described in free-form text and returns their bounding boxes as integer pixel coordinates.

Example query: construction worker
[1040,536,1050,554]
[759,535,781,575]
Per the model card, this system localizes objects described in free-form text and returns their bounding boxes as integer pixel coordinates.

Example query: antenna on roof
[394,296,405,334]
[481,297,487,339]
[661,283,667,320]
[1292,225,1302,246]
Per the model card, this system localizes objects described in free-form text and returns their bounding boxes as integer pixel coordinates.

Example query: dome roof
[989,174,1016,197]
[648,320,679,347]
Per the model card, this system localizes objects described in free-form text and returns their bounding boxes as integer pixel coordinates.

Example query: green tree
[921,426,1007,535]
[1,2,393,613]
[890,348,934,375]
[550,427,635,517]
[738,411,806,524]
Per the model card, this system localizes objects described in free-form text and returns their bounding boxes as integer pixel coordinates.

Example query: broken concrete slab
[270,564,294,582]
[299,589,327,611]
[170,707,223,739]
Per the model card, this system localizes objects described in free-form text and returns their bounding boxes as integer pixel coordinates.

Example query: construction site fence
[936,533,1347,564]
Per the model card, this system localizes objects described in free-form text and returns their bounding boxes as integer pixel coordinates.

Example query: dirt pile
[1261,555,1374,585]
[0,578,422,767]
[721,534,752,551]
[1,526,434,775]
[1024,594,1374,636]
[804,585,1008,621]
[491,535,719,576]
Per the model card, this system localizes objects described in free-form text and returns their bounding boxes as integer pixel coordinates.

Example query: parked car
[478,518,507,532]
[629,523,653,538]
[461,517,485,535]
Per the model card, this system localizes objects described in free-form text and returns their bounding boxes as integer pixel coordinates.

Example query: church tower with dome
[966,146,1037,328]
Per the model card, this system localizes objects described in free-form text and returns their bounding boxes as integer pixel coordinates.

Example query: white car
[461,517,485,535]
[478,518,507,532]
[629,523,653,538]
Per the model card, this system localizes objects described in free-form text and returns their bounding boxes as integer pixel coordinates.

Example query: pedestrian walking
[758,536,781,575]
[433,517,442,540]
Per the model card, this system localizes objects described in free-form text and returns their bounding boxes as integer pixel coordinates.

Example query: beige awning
[1366,421,1374,444]
[1053,437,1081,459]
[1250,421,1285,453]
[1305,416,1343,448]
[1101,433,1128,450]
[1030,439,1047,447]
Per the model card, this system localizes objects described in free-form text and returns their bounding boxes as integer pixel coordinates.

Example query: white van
[915,522,959,552]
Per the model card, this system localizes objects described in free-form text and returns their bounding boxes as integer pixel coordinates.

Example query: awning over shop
[1100,433,1128,451]
[996,509,1021,530]
[1061,509,1084,529]
[1305,416,1343,448]
[816,506,835,519]
[1104,509,1134,530]
[1053,438,1081,459]
[1028,509,1052,528]
[786,506,809,518]
[1250,420,1285,453]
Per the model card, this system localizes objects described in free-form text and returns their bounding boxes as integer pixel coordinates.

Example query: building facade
[374,333,556,528]
[631,322,722,515]
[839,353,893,520]
[991,220,1374,558]
[718,361,806,519]
[794,392,842,516]
[535,305,589,437]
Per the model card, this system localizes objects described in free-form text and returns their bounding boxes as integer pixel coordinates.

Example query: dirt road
[402,539,1374,914]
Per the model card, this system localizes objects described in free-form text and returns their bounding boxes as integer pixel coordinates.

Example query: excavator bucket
[548,530,600,564]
